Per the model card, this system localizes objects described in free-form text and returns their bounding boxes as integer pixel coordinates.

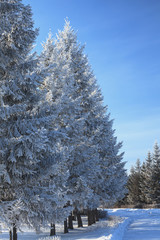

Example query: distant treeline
[116,142,160,208]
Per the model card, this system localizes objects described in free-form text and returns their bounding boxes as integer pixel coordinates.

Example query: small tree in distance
[127,159,142,205]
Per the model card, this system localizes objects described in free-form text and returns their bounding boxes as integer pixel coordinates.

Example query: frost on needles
[40,19,127,212]
[0,0,65,232]
[0,0,127,238]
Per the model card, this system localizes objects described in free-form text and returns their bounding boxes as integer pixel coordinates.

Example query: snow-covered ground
[1,209,160,240]
[108,208,160,240]
[0,215,123,240]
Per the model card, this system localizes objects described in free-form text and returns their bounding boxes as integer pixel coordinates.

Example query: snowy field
[1,209,160,240]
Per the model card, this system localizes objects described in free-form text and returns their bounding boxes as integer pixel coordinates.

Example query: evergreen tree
[127,142,160,207]
[43,19,127,215]
[53,20,100,211]
[39,30,96,226]
[0,0,55,236]
[127,159,141,205]
[139,161,146,204]
[140,152,153,204]
[145,151,153,204]
[151,142,160,204]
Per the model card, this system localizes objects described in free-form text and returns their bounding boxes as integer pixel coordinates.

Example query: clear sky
[23,0,160,173]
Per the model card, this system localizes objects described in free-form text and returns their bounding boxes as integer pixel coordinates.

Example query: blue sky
[23,0,160,172]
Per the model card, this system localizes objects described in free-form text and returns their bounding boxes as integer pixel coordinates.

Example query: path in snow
[108,208,160,240]
[123,215,160,240]
[1,209,160,240]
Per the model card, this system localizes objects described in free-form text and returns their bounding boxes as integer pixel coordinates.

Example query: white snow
[1,209,160,240]
[108,208,160,240]
[0,215,122,240]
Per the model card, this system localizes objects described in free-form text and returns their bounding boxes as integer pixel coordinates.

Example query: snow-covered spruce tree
[0,0,57,237]
[140,152,153,204]
[39,32,96,230]
[53,20,102,215]
[93,118,127,208]
[127,159,142,205]
[24,38,74,235]
[151,142,160,204]
[144,152,153,204]
[139,161,147,204]
[49,19,127,222]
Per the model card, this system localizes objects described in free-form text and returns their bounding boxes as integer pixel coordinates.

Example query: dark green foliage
[126,142,160,207]
[127,159,142,205]
[151,143,160,204]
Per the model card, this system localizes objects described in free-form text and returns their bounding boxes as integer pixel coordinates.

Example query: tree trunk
[88,210,92,226]
[72,209,77,221]
[68,213,73,229]
[77,211,83,227]
[95,208,99,221]
[88,210,96,226]
[92,210,96,224]
[50,223,56,236]
[13,224,17,240]
[64,219,68,233]
[9,230,12,240]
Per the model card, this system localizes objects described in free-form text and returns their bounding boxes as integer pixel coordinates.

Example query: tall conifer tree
[0,0,55,236]
[151,142,160,204]
[127,159,141,205]
[41,20,127,216]
[140,152,153,204]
